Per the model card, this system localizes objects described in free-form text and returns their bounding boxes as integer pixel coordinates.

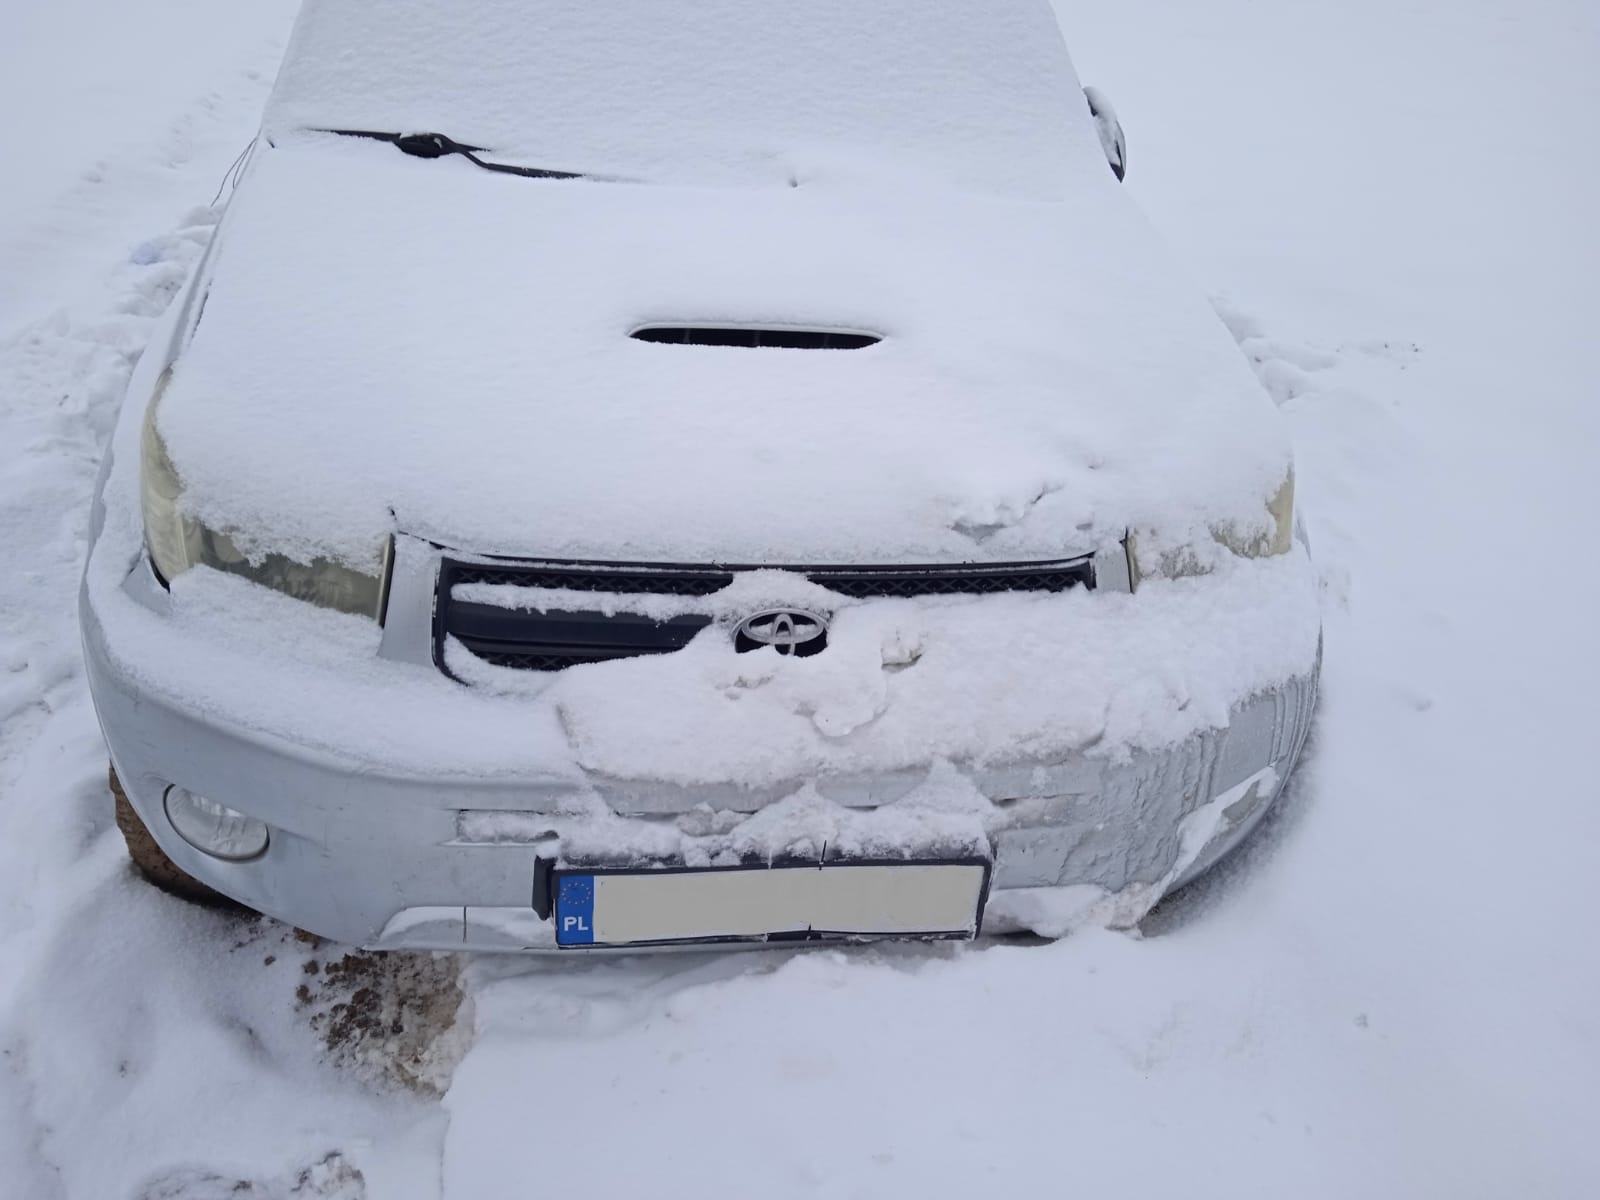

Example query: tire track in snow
[0,208,217,917]
[0,8,293,334]
[0,207,219,1198]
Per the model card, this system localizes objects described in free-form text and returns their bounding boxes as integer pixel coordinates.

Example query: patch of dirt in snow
[215,919,472,1098]
[292,939,471,1097]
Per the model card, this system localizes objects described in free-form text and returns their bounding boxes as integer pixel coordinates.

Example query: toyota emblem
[734,609,829,657]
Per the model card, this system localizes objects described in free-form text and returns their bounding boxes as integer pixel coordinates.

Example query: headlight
[140,372,387,618]
[1127,472,1295,588]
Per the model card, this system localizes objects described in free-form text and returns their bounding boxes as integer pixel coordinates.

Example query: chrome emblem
[735,608,829,657]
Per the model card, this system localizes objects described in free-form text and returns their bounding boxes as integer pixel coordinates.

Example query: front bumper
[81,547,1318,951]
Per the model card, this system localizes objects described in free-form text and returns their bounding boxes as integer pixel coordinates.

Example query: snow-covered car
[79,0,1320,952]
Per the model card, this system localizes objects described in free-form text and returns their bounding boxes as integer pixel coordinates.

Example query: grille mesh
[470,650,615,672]
[450,563,732,596]
[802,566,1092,599]
[436,555,1096,675]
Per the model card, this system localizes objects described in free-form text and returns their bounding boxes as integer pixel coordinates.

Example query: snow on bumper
[81,526,1320,949]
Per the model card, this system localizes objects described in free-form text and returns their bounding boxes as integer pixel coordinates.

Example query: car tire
[110,765,246,909]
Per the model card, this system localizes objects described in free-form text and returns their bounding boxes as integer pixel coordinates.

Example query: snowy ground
[2,1,1596,1196]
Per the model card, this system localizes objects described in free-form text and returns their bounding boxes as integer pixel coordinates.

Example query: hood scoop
[630,326,879,350]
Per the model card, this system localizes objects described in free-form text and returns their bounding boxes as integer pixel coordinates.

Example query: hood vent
[631,326,879,350]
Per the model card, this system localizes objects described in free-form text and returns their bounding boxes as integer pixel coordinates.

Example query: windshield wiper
[323,129,596,181]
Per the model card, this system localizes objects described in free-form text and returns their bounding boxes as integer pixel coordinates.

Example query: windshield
[263,0,1095,196]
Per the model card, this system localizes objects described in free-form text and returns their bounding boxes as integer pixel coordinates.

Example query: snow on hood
[262,0,1093,198]
[161,142,1292,571]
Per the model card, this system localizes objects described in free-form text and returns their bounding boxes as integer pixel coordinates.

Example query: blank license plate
[553,861,989,948]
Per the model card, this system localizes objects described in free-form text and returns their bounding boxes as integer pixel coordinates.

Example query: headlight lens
[1128,472,1295,588]
[140,373,387,618]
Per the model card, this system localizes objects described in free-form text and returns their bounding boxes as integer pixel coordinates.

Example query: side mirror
[1083,87,1126,181]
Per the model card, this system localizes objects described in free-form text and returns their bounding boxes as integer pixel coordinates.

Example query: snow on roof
[262,0,1095,196]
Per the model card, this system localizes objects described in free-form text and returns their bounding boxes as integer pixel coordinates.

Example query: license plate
[551,860,990,949]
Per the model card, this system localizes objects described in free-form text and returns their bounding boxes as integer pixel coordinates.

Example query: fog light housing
[163,786,269,862]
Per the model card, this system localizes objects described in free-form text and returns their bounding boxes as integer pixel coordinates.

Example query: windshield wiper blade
[323,129,593,181]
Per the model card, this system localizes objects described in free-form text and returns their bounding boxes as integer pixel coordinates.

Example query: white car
[81,0,1320,951]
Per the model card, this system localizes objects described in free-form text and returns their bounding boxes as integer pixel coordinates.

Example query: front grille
[435,554,1096,675]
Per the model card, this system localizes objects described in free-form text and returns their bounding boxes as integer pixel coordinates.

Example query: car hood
[158,139,1293,569]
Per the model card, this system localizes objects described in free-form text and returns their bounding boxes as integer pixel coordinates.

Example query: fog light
[163,786,269,862]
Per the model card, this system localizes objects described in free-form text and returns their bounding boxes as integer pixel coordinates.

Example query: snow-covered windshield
[261,0,1096,196]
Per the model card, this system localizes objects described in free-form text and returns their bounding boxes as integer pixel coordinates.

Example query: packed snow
[2,0,1597,1197]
